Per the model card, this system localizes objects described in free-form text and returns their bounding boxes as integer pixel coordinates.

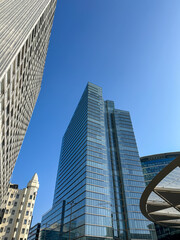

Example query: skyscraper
[0,0,57,204]
[40,83,156,240]
[0,174,39,240]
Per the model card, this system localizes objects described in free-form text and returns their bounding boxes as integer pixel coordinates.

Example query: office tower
[40,83,156,240]
[141,152,180,240]
[28,223,41,240]
[0,0,57,204]
[0,173,39,240]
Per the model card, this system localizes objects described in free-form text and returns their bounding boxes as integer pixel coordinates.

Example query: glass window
[9,218,13,224]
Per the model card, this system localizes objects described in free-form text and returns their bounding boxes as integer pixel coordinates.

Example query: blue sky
[12,0,180,225]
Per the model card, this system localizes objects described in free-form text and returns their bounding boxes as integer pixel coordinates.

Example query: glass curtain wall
[104,101,156,240]
[40,83,113,240]
[40,83,157,240]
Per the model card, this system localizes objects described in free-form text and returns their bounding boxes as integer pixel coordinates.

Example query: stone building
[0,173,39,240]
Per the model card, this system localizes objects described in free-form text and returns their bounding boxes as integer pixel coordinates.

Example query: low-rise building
[28,223,41,240]
[0,173,39,240]
[140,153,180,240]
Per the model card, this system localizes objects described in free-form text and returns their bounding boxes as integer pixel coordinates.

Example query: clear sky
[12,0,180,225]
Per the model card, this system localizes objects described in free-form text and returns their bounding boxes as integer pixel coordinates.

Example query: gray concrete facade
[0,0,57,204]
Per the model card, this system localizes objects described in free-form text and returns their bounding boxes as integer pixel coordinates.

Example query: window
[22,228,25,234]
[6,227,10,233]
[3,218,6,223]
[28,203,31,207]
[29,195,32,199]
[14,202,17,207]
[9,218,13,224]
[6,104,9,114]
[17,52,20,67]
[24,219,27,224]
[5,209,9,214]
[8,201,11,206]
[0,227,3,232]
[12,210,15,215]
[26,211,29,216]
[16,194,19,199]
[10,194,13,198]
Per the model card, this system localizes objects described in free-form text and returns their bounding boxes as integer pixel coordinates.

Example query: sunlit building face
[40,83,156,240]
[0,0,57,204]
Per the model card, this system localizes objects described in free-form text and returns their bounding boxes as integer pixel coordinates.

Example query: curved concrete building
[140,155,180,230]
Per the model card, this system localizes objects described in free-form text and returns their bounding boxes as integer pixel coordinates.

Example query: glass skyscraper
[40,83,156,240]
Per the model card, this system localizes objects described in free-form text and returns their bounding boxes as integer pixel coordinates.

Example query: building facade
[141,152,180,240]
[40,83,156,240]
[0,173,39,240]
[141,152,180,186]
[0,0,57,204]
[28,223,41,240]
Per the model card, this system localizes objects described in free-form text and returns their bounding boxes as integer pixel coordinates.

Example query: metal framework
[140,155,180,228]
